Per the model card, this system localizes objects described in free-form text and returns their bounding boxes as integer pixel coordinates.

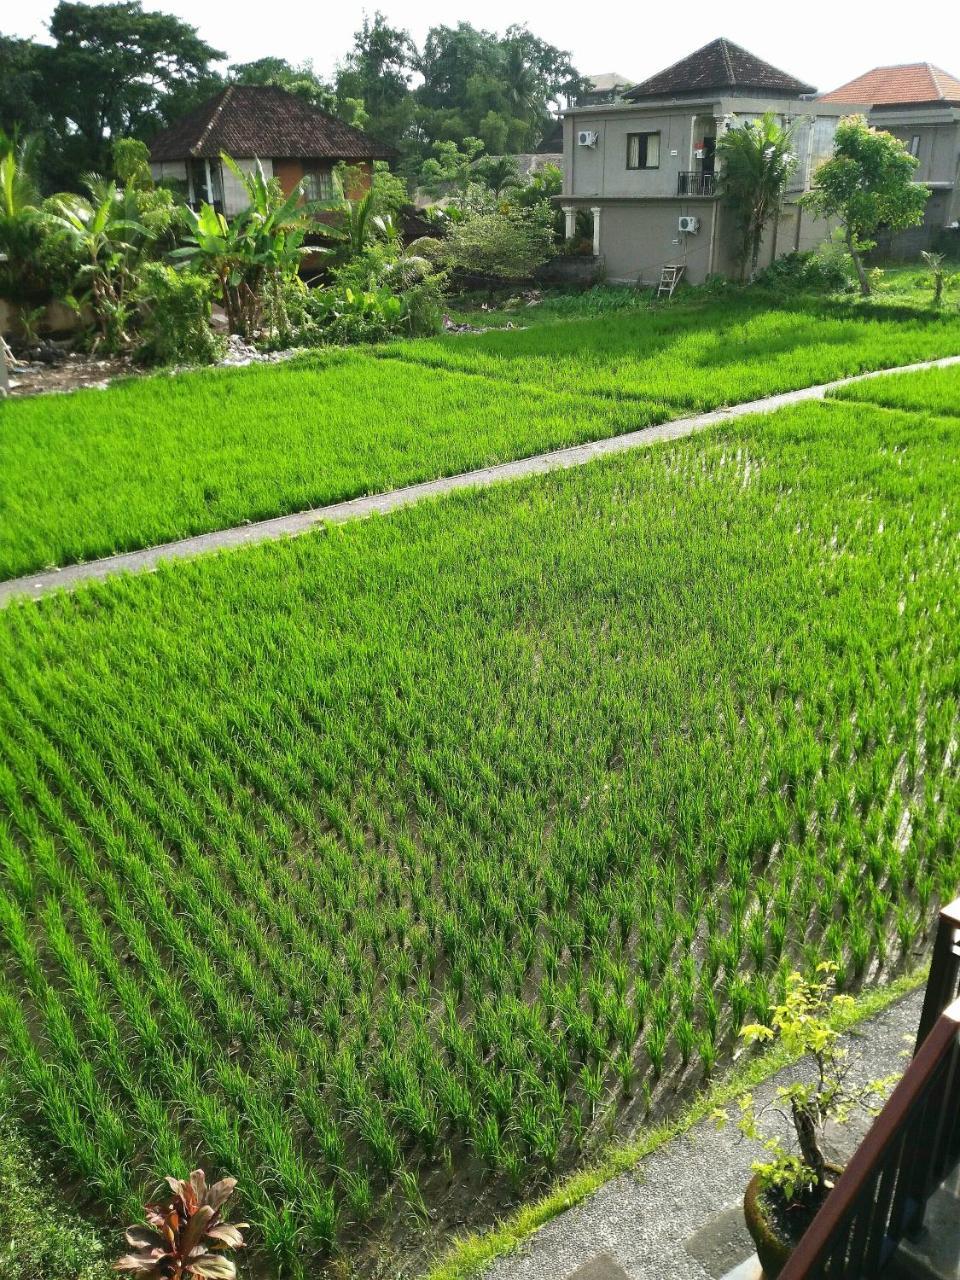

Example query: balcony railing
[678,171,716,197]
[779,897,960,1279]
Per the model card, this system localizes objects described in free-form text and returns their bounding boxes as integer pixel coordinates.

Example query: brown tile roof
[819,63,960,106]
[623,37,815,100]
[149,85,395,162]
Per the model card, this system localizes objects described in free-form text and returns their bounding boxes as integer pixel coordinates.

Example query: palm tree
[716,113,798,280]
[474,154,521,199]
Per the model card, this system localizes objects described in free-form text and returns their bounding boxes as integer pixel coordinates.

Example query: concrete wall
[1,298,80,339]
[585,194,840,286]
[219,157,273,216]
[150,159,187,185]
[869,111,960,187]
[564,106,719,200]
[594,201,717,284]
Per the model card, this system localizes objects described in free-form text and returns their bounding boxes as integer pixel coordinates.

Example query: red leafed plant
[115,1170,247,1278]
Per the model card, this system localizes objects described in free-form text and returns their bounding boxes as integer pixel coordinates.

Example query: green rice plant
[0,388,958,1274]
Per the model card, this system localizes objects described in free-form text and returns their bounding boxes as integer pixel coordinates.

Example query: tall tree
[229,57,333,110]
[716,112,797,279]
[805,115,928,295]
[416,23,584,156]
[335,13,416,148]
[37,2,224,185]
[0,37,47,140]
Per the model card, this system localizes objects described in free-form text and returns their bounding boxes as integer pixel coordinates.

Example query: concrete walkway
[484,988,923,1280]
[3,354,959,608]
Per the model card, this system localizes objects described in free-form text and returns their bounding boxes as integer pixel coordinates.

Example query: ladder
[656,264,685,299]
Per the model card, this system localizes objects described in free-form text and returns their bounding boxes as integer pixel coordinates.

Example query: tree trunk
[792,1100,827,1192]
[846,228,870,297]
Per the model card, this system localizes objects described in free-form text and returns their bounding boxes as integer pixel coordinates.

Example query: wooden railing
[916,897,960,1047]
[779,897,960,1279]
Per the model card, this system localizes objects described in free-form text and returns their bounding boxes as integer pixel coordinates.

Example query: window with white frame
[626,132,661,170]
[909,135,921,158]
[302,167,333,200]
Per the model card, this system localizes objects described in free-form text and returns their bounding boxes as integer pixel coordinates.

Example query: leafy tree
[0,37,47,140]
[0,132,47,302]
[805,115,929,295]
[229,57,333,108]
[415,23,584,156]
[112,138,152,188]
[35,2,224,187]
[717,112,797,280]
[335,13,416,149]
[419,137,485,204]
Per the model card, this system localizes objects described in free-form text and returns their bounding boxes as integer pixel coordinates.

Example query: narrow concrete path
[3,354,959,607]
[482,988,923,1280]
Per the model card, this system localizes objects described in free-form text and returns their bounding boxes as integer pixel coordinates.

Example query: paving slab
[482,989,923,1280]
[2,354,959,607]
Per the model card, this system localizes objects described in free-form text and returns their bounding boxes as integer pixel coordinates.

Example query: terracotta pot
[743,1166,842,1278]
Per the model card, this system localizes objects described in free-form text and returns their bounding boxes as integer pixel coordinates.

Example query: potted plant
[716,964,895,1277]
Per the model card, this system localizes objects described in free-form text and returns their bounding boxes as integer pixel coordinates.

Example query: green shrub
[441,204,556,283]
[0,1104,111,1280]
[752,250,851,294]
[134,263,224,366]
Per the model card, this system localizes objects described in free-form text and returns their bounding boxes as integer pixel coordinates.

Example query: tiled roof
[623,37,815,100]
[149,85,395,162]
[819,63,960,106]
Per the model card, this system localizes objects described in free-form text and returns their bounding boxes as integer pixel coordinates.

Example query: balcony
[677,171,716,197]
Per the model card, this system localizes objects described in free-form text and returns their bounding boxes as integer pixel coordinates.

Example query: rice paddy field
[3,293,960,580]
[1,357,959,1275]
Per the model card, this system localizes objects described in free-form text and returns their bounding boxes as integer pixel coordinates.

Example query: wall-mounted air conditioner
[678,215,700,234]
[577,130,599,147]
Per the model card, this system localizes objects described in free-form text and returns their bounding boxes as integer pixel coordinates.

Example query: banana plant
[45,175,148,350]
[171,155,317,339]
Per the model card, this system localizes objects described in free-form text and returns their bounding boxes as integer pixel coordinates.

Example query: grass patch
[830,360,960,417]
[0,1081,111,1280]
[0,396,958,1276]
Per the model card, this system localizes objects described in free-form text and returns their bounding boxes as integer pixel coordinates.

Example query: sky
[7,0,960,95]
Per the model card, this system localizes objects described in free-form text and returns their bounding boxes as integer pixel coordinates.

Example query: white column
[562,205,576,241]
[204,157,214,204]
[590,206,602,257]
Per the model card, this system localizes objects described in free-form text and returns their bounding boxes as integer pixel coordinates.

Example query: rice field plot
[830,361,960,417]
[5,297,960,585]
[385,299,960,410]
[1,395,959,1276]
[0,352,664,580]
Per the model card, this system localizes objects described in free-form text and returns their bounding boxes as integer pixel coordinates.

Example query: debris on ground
[442,314,523,335]
[5,342,133,397]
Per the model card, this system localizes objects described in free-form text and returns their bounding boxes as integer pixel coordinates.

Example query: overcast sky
[7,0,960,95]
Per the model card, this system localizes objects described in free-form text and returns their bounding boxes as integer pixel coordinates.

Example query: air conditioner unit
[678,215,700,234]
[577,130,599,147]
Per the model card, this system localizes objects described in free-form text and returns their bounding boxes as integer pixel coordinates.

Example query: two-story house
[819,63,960,257]
[559,38,857,285]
